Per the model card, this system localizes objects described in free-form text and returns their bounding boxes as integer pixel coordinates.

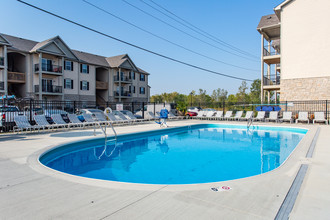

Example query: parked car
[187,107,201,113]
[186,106,201,117]
[0,105,23,131]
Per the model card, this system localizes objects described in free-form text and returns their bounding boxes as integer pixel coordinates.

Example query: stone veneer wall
[280,76,330,101]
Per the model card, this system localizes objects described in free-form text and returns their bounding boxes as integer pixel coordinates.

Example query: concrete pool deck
[0,120,329,219]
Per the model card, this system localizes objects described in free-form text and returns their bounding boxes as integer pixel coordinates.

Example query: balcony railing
[263,45,280,56]
[35,85,63,94]
[34,64,63,74]
[113,91,132,97]
[113,76,132,83]
[263,75,280,86]
[8,72,26,83]
[0,81,4,90]
[96,81,108,90]
[0,57,4,66]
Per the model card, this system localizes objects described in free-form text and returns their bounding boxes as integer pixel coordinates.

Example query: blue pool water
[40,124,307,184]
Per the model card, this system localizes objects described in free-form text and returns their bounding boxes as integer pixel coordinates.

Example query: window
[133,86,136,94]
[64,61,73,71]
[139,87,145,94]
[140,74,145,81]
[64,79,73,89]
[80,64,89,74]
[42,58,52,72]
[129,71,135,80]
[80,81,89,90]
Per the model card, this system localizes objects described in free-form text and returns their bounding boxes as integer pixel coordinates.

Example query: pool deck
[0,120,329,219]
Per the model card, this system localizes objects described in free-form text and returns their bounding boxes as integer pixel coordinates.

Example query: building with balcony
[0,33,150,103]
[257,0,330,102]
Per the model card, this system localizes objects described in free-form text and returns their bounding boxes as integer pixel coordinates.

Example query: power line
[145,0,259,59]
[122,0,258,63]
[83,0,257,72]
[16,0,254,82]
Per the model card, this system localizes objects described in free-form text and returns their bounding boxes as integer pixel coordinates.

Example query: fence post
[326,100,328,120]
[142,102,145,119]
[73,101,76,114]
[29,99,32,123]
[154,102,156,115]
[223,100,225,112]
[132,102,134,113]
[285,101,288,111]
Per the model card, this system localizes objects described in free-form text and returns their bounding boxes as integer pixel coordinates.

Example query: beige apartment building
[0,33,150,103]
[257,0,330,102]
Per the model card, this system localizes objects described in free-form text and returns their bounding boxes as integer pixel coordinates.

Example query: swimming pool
[40,124,307,184]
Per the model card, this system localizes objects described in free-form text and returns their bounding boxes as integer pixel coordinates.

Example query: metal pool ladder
[247,117,254,130]
[94,122,117,144]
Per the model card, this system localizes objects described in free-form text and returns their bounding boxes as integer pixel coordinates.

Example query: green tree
[250,79,261,103]
[237,81,250,103]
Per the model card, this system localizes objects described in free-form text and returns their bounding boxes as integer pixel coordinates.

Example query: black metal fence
[1,99,330,132]
[0,99,174,132]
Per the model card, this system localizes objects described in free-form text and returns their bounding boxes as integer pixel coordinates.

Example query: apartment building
[0,33,150,103]
[257,0,330,102]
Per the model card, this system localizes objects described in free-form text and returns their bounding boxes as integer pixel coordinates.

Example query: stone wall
[280,76,330,101]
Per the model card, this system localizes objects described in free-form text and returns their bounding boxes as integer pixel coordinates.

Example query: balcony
[263,45,280,65]
[8,72,26,83]
[263,75,280,90]
[113,76,132,84]
[114,91,132,98]
[35,85,63,94]
[96,81,108,90]
[0,57,4,66]
[34,63,63,75]
[0,81,4,90]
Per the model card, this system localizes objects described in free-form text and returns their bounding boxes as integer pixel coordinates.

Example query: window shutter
[87,82,89,90]
[71,61,73,71]
[80,81,82,90]
[71,79,73,89]
[63,79,66,89]
[87,65,89,74]
[80,64,82,73]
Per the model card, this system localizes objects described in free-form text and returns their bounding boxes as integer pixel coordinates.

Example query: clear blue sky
[0,0,282,95]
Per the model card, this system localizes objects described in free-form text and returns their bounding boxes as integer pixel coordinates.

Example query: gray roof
[73,50,109,67]
[137,67,150,75]
[257,14,280,29]
[1,33,149,74]
[2,34,38,52]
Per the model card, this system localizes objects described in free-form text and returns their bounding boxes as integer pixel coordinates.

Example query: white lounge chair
[223,111,233,120]
[313,112,327,124]
[241,111,253,121]
[82,113,98,126]
[13,115,41,133]
[68,114,86,128]
[279,111,293,123]
[231,111,243,120]
[196,111,206,119]
[266,111,279,122]
[254,111,265,121]
[205,111,216,119]
[51,114,70,129]
[296,112,309,124]
[214,111,223,120]
[34,115,57,130]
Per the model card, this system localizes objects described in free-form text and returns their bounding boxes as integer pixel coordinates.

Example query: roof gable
[31,40,66,56]
[0,34,11,46]
[30,36,79,59]
[274,0,295,20]
[106,54,138,71]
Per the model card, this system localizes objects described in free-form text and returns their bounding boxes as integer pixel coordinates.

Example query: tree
[237,81,250,103]
[250,79,261,103]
